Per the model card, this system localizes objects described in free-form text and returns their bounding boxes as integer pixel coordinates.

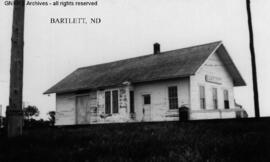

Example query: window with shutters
[200,86,206,109]
[224,89,229,109]
[212,88,218,109]
[168,86,178,109]
[105,90,119,114]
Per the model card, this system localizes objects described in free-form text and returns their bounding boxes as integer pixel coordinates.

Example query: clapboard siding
[190,52,235,113]
[133,78,190,121]
[55,93,76,125]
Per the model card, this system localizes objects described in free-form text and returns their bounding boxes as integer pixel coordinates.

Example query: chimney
[153,43,160,54]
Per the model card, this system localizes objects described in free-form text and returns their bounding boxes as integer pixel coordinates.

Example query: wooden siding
[55,93,76,125]
[190,109,236,119]
[190,52,235,114]
[133,78,190,122]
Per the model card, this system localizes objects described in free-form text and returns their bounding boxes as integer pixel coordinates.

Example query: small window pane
[112,90,119,113]
[224,101,229,109]
[105,91,111,114]
[130,91,134,113]
[224,90,229,100]
[200,86,205,98]
[200,98,205,109]
[224,90,229,109]
[143,95,151,105]
[213,88,218,109]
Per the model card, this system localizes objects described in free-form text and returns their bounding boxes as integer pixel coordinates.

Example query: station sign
[205,75,222,84]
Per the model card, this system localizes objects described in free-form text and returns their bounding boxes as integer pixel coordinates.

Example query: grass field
[1,118,270,162]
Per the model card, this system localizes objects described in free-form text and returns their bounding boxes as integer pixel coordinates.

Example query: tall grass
[1,119,270,161]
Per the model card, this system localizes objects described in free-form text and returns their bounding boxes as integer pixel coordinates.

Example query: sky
[0,0,270,119]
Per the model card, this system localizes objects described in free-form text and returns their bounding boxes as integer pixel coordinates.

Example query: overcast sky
[0,0,270,119]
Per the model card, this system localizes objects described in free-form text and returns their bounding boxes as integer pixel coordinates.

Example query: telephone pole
[246,0,260,118]
[6,0,25,137]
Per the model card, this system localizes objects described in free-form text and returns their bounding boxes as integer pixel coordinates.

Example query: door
[142,94,151,121]
[76,95,91,124]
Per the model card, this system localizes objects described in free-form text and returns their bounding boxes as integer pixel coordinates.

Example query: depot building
[44,41,247,125]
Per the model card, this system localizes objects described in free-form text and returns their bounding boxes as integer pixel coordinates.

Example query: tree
[47,111,56,126]
[23,105,40,120]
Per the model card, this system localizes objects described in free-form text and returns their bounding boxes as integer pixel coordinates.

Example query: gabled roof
[44,41,245,94]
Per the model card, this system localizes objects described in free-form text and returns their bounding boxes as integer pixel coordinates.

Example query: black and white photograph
[0,0,270,161]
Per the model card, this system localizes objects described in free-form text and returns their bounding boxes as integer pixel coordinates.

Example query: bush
[23,119,51,128]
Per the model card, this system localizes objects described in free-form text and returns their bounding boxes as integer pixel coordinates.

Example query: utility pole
[6,0,25,137]
[246,0,260,118]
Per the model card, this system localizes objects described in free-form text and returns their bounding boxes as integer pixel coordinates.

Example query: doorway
[142,94,151,121]
[76,95,91,124]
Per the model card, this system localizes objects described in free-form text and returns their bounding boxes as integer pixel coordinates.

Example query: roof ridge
[78,54,152,70]
[77,41,222,70]
[159,40,222,54]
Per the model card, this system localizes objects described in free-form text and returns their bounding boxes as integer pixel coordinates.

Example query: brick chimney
[153,43,160,54]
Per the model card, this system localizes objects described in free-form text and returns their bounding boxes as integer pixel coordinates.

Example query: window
[130,91,134,113]
[224,90,229,109]
[105,91,111,114]
[112,90,119,113]
[212,88,218,109]
[105,90,119,114]
[200,86,206,109]
[143,94,151,105]
[168,86,178,109]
